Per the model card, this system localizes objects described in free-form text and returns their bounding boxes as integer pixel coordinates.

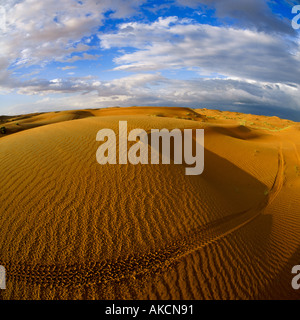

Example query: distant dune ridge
[0,106,300,300]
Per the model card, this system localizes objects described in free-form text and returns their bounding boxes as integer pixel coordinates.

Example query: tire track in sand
[2,145,285,288]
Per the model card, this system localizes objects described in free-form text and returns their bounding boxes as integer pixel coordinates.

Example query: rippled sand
[0,106,299,299]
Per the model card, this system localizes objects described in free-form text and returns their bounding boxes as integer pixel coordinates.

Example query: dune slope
[0,107,299,299]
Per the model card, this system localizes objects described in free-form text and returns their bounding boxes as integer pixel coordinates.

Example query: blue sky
[0,0,300,120]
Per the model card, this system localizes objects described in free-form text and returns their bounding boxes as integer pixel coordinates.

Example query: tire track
[267,143,285,205]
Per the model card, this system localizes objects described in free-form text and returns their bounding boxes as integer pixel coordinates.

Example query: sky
[0,0,300,120]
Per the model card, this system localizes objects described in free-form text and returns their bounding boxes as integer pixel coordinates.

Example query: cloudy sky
[0,0,300,120]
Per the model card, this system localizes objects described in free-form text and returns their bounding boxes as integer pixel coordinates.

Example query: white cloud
[99,17,300,84]
[0,0,144,68]
[175,0,295,35]
[61,53,101,63]
[6,73,300,120]
[0,0,146,94]
[59,66,77,71]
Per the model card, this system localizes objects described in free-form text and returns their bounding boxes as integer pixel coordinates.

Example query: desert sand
[0,106,299,300]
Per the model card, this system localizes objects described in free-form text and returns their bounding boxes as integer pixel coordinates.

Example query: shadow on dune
[64,110,95,119]
[205,125,265,140]
[144,129,267,201]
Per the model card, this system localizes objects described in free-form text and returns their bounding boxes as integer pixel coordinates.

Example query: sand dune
[0,107,299,299]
